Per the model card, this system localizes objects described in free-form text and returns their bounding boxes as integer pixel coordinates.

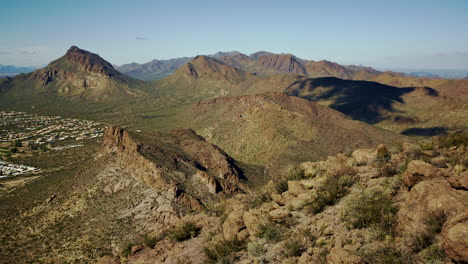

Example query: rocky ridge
[103,137,467,264]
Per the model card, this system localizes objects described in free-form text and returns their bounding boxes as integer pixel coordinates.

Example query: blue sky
[0,0,467,69]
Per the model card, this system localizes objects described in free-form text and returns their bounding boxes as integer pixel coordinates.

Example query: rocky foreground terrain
[94,129,467,264]
[0,126,466,264]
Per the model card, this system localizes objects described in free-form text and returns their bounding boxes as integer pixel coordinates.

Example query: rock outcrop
[101,125,244,203]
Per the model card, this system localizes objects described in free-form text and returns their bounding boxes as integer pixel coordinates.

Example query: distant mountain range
[1,46,467,134]
[117,51,385,81]
[117,51,468,82]
[0,64,37,77]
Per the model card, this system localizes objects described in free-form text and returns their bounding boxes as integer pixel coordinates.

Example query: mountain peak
[66,45,82,54]
[59,46,119,77]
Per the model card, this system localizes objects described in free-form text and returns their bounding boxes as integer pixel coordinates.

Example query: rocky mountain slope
[100,134,468,264]
[152,56,299,101]
[117,57,193,81]
[0,46,149,108]
[116,51,382,81]
[187,92,402,170]
[0,125,261,263]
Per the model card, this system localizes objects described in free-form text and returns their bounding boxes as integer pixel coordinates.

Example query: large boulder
[222,210,246,240]
[352,149,375,166]
[397,178,467,234]
[441,212,468,263]
[402,160,439,187]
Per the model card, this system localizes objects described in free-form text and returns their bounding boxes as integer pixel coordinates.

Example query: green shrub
[203,238,246,264]
[256,223,282,242]
[411,210,448,253]
[275,167,310,193]
[376,145,391,165]
[342,189,397,235]
[283,239,304,258]
[246,191,271,209]
[410,232,434,253]
[422,244,446,264]
[379,163,398,177]
[307,171,356,214]
[359,246,406,264]
[439,131,468,148]
[169,221,200,242]
[420,142,435,151]
[121,242,138,258]
[247,241,265,257]
[143,232,166,248]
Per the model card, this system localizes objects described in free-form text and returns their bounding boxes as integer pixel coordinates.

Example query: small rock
[431,156,448,168]
[447,171,468,190]
[287,181,308,196]
[130,244,144,255]
[269,209,291,220]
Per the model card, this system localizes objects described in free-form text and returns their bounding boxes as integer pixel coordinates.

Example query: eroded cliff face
[101,125,244,204]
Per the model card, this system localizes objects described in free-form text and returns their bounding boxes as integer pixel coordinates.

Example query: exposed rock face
[441,212,468,263]
[64,46,121,77]
[257,54,307,75]
[13,45,147,101]
[175,55,254,82]
[101,125,244,203]
[397,178,467,235]
[402,160,439,188]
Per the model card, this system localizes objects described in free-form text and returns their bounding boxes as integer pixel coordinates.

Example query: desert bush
[359,246,406,264]
[246,191,271,209]
[410,232,434,253]
[411,210,447,253]
[307,170,356,214]
[169,221,200,242]
[379,163,399,177]
[275,168,309,193]
[143,232,166,248]
[376,145,391,165]
[282,239,304,258]
[420,141,435,151]
[247,241,266,257]
[422,244,446,264]
[121,242,139,258]
[439,131,468,148]
[342,189,397,235]
[446,151,468,168]
[203,238,246,264]
[256,223,282,242]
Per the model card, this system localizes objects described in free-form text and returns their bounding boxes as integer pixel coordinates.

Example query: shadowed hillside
[285,77,438,124]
